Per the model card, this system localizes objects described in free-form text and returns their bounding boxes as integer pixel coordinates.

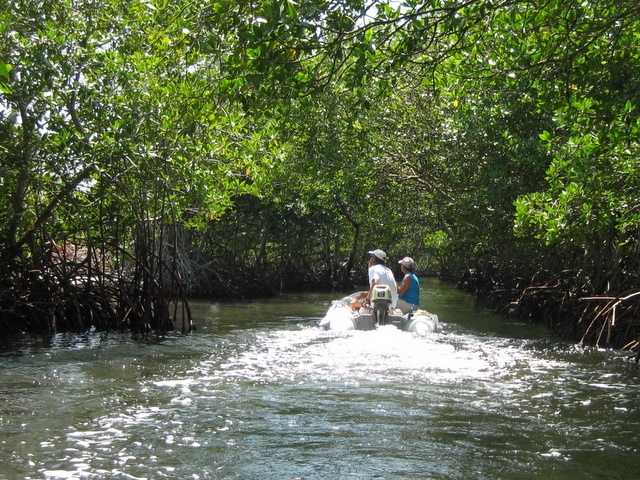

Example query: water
[1,279,638,479]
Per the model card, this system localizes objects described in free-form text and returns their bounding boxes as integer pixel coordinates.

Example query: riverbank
[455,268,640,359]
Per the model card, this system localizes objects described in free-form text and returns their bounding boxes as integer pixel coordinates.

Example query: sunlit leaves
[3,0,640,296]
[0,0,280,255]
[515,82,640,251]
[0,60,10,94]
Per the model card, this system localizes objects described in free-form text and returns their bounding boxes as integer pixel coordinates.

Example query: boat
[319,285,439,334]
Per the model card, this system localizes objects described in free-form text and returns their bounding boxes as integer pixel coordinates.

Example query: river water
[1,278,638,479]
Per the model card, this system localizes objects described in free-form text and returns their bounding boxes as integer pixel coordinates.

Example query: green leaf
[287,1,298,22]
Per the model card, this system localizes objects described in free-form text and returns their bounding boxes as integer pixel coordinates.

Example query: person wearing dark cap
[397,256,420,314]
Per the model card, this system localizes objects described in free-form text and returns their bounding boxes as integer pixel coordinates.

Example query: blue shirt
[399,273,420,306]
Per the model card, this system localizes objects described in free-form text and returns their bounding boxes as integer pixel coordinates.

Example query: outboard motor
[370,284,392,326]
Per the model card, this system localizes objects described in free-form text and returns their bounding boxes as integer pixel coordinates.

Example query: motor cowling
[370,284,392,325]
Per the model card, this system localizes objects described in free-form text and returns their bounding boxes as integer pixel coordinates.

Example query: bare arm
[397,275,412,295]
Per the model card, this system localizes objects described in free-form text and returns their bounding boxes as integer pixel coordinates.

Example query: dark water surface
[1,279,638,479]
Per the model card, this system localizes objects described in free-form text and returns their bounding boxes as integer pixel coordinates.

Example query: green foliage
[0,59,11,94]
[514,2,640,247]
[0,0,268,256]
[2,0,640,334]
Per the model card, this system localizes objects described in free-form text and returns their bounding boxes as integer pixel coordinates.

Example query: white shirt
[368,263,398,308]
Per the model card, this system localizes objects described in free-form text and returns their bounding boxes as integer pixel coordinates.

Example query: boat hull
[319,294,439,333]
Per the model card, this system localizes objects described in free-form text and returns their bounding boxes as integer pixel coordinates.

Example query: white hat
[398,256,416,269]
[368,249,388,261]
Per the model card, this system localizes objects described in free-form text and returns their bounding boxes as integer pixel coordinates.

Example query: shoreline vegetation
[455,269,640,360]
[1,241,638,363]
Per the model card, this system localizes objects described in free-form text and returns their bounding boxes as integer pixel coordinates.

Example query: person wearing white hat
[349,249,399,311]
[366,249,398,308]
[397,256,420,314]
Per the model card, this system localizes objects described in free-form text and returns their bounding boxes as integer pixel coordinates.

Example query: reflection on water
[1,279,639,479]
